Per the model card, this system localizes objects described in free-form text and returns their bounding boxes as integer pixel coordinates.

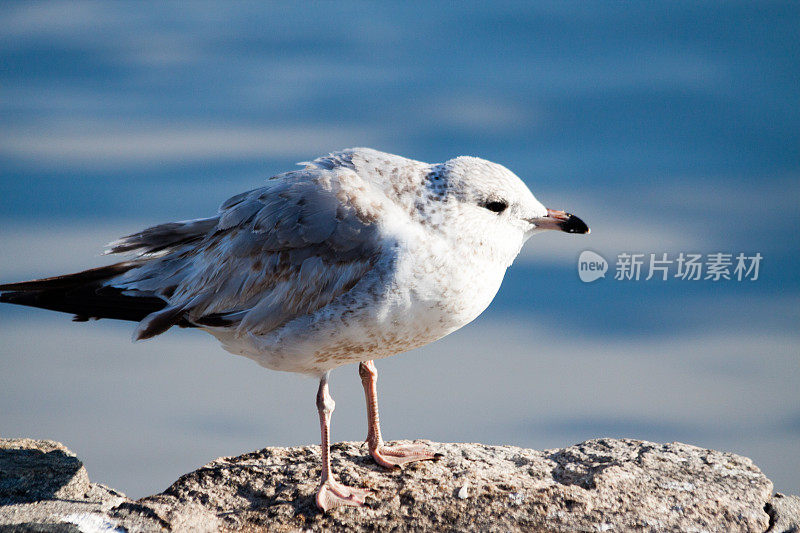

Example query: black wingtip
[0,263,135,292]
[0,263,174,327]
[0,291,24,304]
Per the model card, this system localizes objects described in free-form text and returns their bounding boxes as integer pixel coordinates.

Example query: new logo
[578,250,608,282]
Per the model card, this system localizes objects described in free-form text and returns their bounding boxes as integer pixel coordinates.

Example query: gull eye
[482,200,508,214]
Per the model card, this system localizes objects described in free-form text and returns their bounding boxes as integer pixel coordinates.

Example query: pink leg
[315,373,371,512]
[359,360,439,469]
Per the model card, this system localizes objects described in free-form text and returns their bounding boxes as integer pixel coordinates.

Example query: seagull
[0,148,589,511]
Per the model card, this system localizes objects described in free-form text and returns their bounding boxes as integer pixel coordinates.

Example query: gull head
[427,155,589,264]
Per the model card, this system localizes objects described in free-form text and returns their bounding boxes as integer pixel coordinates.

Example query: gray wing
[109,167,383,340]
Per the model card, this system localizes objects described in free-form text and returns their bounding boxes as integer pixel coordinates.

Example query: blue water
[1,1,798,498]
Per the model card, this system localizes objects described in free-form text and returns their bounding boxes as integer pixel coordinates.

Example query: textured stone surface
[765,493,800,533]
[0,439,91,504]
[0,437,794,532]
[0,439,126,532]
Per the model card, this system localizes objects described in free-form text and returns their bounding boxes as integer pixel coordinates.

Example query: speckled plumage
[93,148,549,375]
[41,148,550,377]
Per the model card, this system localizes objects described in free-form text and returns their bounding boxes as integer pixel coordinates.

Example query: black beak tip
[562,214,590,234]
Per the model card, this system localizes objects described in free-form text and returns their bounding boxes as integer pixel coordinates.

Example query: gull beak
[529,208,590,234]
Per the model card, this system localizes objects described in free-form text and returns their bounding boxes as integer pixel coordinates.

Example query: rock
[0,437,793,532]
[0,439,90,504]
[765,493,800,533]
[0,439,126,531]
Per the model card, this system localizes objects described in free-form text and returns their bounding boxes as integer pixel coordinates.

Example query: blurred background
[1,1,798,498]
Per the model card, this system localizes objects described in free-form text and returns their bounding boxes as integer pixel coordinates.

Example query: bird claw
[370,443,440,469]
[315,479,371,512]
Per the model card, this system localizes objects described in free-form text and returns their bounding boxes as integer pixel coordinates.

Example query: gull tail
[0,262,171,326]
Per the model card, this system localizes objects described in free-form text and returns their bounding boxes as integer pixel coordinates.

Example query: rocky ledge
[0,438,797,532]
